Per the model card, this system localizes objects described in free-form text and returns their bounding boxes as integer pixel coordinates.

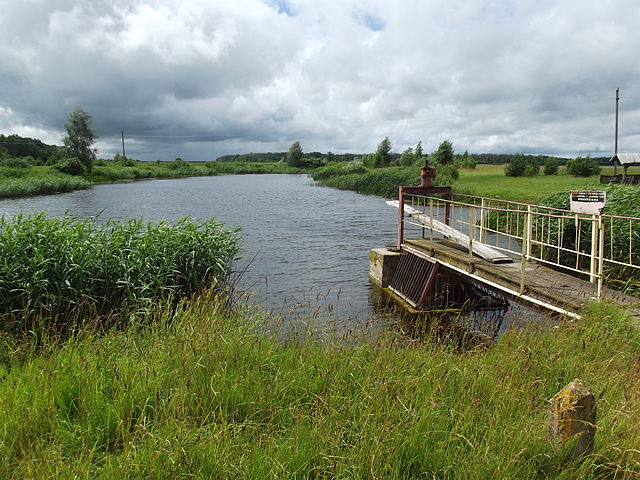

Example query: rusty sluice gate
[387,253,508,310]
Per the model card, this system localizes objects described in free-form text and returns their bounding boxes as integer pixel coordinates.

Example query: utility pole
[614,88,619,175]
[121,131,127,162]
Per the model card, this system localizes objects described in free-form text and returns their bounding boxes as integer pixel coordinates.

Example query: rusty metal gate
[387,253,439,308]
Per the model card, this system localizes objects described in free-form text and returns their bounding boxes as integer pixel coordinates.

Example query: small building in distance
[602,152,640,184]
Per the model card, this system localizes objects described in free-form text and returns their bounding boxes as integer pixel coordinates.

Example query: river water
[0,174,538,334]
[0,175,398,318]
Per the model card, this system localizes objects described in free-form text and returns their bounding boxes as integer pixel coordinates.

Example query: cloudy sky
[1,0,639,161]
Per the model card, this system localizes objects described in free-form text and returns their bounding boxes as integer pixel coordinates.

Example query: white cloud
[1,0,639,160]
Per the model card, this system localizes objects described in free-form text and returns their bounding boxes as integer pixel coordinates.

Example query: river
[0,174,537,335]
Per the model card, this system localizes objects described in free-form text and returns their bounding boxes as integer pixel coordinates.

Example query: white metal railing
[400,193,640,299]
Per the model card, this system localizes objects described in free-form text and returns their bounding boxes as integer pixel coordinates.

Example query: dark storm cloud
[1,0,640,160]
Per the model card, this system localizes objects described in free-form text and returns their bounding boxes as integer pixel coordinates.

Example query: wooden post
[549,379,597,460]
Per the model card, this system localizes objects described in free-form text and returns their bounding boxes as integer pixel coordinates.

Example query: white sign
[570,190,606,215]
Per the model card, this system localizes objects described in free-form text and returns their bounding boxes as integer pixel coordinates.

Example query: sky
[1,0,640,161]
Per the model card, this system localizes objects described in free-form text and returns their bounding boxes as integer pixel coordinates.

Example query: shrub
[437,164,459,182]
[0,157,34,168]
[523,163,539,176]
[54,157,87,176]
[566,156,601,177]
[544,158,559,175]
[504,154,527,177]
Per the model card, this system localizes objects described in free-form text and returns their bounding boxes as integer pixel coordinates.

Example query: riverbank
[311,163,610,204]
[1,293,639,478]
[0,161,304,199]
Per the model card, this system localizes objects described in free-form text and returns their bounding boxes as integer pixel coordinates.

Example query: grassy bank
[311,163,605,204]
[0,161,303,199]
[0,296,638,478]
[0,166,91,198]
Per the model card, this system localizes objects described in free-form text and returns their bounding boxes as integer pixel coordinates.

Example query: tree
[457,150,476,169]
[63,107,97,172]
[504,154,527,177]
[544,158,559,175]
[286,141,304,167]
[415,141,424,163]
[432,140,454,165]
[399,147,415,166]
[566,156,601,177]
[373,137,392,167]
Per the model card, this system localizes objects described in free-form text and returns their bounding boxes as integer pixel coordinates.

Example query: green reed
[0,213,239,327]
[0,175,90,198]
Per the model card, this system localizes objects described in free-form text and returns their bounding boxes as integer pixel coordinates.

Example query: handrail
[399,193,640,300]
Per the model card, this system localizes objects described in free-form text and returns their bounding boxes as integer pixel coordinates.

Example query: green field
[453,164,603,203]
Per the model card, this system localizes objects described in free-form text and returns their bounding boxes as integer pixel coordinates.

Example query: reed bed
[0,175,90,198]
[0,297,638,478]
[313,166,423,198]
[0,213,239,328]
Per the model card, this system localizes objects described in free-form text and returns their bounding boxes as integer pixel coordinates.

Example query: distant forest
[1,133,610,166]
[0,134,66,163]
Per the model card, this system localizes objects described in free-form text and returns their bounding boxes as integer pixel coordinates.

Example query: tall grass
[0,175,90,198]
[0,213,239,327]
[314,166,425,197]
[0,298,638,478]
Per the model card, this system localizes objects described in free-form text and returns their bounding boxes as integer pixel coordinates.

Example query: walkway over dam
[372,189,640,319]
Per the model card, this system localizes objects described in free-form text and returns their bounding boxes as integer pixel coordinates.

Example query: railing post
[397,187,405,250]
[468,206,475,269]
[526,205,533,259]
[429,197,433,242]
[597,215,604,298]
[479,198,486,243]
[520,207,531,294]
[590,214,598,283]
[445,192,452,226]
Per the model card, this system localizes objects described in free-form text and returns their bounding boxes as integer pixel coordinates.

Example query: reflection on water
[0,174,545,335]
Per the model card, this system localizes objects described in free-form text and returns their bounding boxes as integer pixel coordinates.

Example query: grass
[0,161,304,199]
[0,297,638,478]
[0,166,90,198]
[453,165,602,203]
[0,213,239,328]
[310,163,617,204]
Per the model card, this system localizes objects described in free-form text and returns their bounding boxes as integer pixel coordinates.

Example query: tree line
[1,107,98,176]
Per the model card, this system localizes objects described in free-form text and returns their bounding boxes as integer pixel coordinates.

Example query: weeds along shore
[0,293,639,478]
[0,161,304,199]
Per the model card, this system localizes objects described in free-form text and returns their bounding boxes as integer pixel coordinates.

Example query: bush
[566,156,601,177]
[0,157,34,168]
[504,154,527,177]
[437,164,459,182]
[169,157,190,170]
[311,160,366,181]
[544,158,559,175]
[523,163,539,176]
[54,157,87,176]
